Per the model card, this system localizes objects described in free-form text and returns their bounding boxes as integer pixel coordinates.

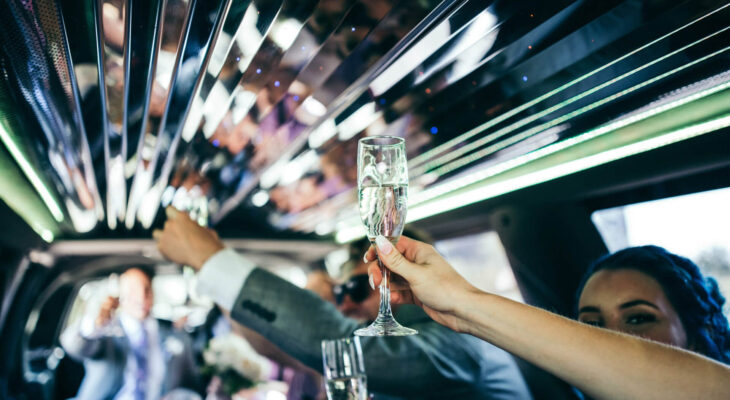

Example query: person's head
[576,246,730,363]
[119,267,154,321]
[334,227,432,322]
[334,236,381,322]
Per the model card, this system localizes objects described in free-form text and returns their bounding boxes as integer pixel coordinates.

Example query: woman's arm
[367,235,730,400]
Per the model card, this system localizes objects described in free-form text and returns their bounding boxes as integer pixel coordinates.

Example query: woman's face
[578,268,689,348]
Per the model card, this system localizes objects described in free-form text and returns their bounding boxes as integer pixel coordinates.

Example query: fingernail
[375,235,392,255]
[166,206,178,219]
[363,251,369,264]
[368,273,375,290]
[152,229,162,240]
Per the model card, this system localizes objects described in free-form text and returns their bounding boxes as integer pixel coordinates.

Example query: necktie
[132,324,149,400]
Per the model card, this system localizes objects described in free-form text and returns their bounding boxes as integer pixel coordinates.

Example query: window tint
[592,187,730,317]
[435,231,523,303]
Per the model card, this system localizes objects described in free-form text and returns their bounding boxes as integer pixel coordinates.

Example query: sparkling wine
[358,184,407,241]
[325,376,368,400]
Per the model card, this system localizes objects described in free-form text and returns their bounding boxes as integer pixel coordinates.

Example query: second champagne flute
[354,136,417,336]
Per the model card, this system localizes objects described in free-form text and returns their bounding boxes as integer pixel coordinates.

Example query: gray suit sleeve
[229,268,491,396]
[59,324,106,361]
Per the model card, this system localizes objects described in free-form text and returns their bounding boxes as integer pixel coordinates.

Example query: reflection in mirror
[2,0,730,243]
[126,0,193,229]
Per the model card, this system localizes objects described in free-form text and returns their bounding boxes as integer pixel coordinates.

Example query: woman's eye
[581,319,603,327]
[626,314,656,325]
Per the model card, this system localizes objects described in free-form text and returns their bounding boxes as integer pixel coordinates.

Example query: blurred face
[119,269,154,321]
[578,268,688,348]
[336,262,380,322]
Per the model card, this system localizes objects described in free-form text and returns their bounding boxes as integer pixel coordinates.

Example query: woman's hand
[365,235,481,333]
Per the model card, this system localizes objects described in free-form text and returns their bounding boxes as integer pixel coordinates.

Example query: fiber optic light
[408,6,730,169]
[410,78,730,208]
[426,64,730,181]
[407,114,730,223]
[0,123,64,222]
[410,33,730,177]
[334,85,730,243]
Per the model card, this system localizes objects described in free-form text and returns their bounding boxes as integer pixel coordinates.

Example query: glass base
[354,316,418,336]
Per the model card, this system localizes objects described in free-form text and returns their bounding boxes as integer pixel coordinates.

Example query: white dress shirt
[116,314,165,400]
[196,248,256,310]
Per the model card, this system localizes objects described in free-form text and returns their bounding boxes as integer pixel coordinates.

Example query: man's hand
[96,296,119,328]
[153,206,225,270]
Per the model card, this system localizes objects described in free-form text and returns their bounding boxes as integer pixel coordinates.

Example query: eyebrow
[578,300,659,314]
[579,300,661,315]
[619,300,660,310]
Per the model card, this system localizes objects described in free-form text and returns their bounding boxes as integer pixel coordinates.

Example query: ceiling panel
[0,0,729,243]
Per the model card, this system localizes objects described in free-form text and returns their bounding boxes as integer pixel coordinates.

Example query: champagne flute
[354,136,417,336]
[321,337,368,400]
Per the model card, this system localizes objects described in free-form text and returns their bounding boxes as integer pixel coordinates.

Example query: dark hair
[575,245,730,363]
[121,266,155,281]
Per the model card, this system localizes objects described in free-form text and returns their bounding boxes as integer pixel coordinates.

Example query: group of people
[62,205,730,399]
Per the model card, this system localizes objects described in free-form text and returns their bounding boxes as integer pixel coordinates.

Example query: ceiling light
[336,103,380,141]
[334,84,730,243]
[251,190,269,207]
[308,118,337,149]
[408,114,730,223]
[409,14,730,169]
[0,123,64,222]
[301,96,327,117]
[270,19,303,51]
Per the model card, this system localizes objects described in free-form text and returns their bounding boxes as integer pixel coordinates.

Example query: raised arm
[367,235,730,400]
[60,296,119,360]
[152,207,493,396]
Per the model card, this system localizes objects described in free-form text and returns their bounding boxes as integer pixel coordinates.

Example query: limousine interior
[1,0,729,398]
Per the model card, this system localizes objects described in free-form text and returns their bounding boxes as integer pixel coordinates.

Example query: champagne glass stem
[377,256,393,318]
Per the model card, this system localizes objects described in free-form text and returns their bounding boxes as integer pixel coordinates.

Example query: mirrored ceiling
[1,0,730,243]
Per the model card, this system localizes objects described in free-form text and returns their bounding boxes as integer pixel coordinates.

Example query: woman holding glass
[366,236,730,400]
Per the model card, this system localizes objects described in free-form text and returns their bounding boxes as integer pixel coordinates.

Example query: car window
[435,231,523,303]
[592,187,730,317]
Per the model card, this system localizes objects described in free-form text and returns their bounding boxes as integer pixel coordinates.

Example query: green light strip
[425,45,730,180]
[407,114,730,224]
[410,27,730,177]
[410,76,730,207]
[0,123,65,222]
[408,4,730,169]
[335,84,730,243]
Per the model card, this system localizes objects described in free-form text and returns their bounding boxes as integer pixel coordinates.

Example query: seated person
[154,207,533,399]
[366,236,730,400]
[61,268,201,400]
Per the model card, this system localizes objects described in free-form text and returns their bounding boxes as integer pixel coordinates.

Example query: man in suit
[60,267,201,400]
[154,207,532,399]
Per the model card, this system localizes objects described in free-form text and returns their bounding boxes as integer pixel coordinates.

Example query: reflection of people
[365,236,730,400]
[61,268,201,400]
[154,207,532,399]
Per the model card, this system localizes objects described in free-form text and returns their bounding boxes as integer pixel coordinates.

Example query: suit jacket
[60,318,201,400]
[230,268,533,400]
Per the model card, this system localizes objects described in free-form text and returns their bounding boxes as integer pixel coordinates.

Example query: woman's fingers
[368,263,414,305]
[390,290,417,305]
[374,235,418,280]
[368,263,382,287]
[364,246,377,263]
